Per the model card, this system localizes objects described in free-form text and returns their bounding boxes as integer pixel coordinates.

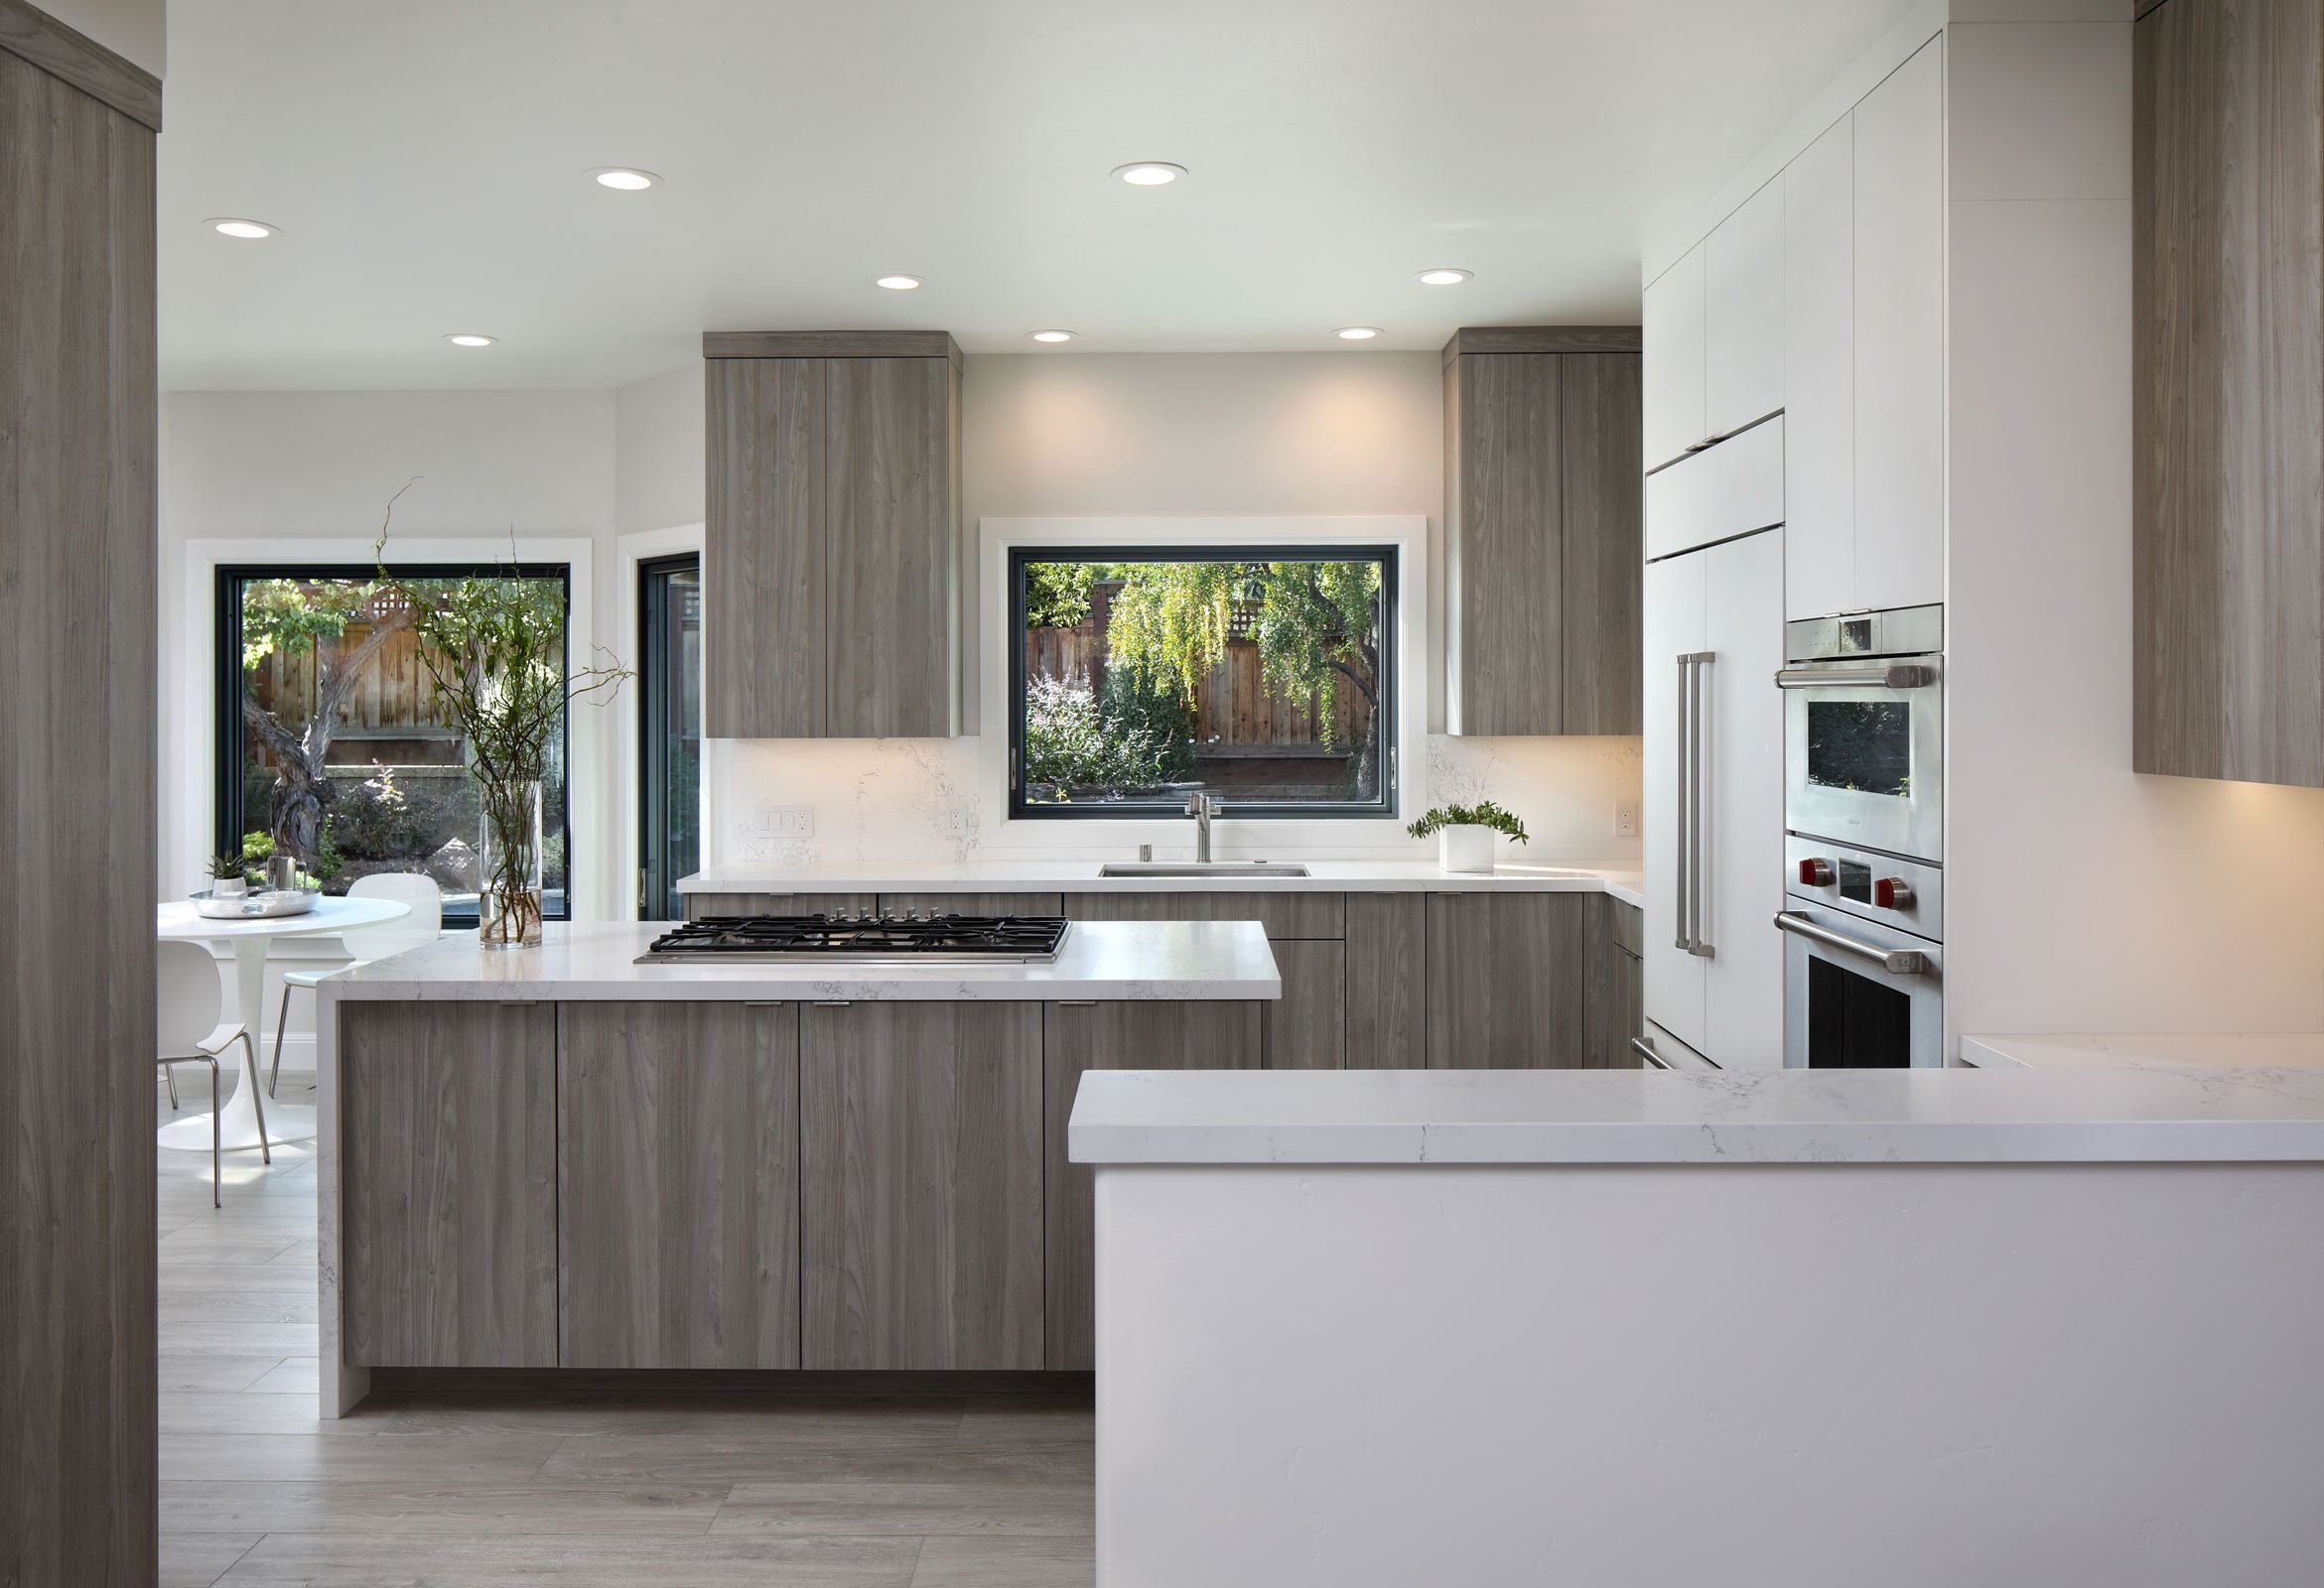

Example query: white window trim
[615,524,706,921]
[974,516,1429,846]
[174,535,606,921]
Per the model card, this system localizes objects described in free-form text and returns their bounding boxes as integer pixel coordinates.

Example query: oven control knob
[1874,877,1916,909]
[1797,859,1835,886]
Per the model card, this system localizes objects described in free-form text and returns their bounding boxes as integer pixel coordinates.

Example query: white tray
[193,889,319,920]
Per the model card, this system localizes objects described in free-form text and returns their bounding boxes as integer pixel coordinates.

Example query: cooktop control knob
[1797,858,1835,886]
[1874,877,1916,909]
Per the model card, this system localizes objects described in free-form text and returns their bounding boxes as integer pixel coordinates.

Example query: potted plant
[205,855,249,898]
[1408,800,1529,874]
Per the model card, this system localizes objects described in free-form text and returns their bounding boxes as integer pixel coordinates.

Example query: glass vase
[477,776,545,949]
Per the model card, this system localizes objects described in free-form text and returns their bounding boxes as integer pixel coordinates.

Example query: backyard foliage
[1022,667,1196,794]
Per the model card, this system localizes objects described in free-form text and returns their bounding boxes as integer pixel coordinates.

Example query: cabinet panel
[826,356,959,737]
[1643,244,1709,468]
[1043,1001,1261,1369]
[559,1002,800,1369]
[799,1002,1042,1370]
[1642,551,1707,1054]
[1344,892,1427,1069]
[2133,0,2324,786]
[1644,415,1785,562]
[1784,115,1856,621]
[1853,39,1947,612]
[1264,939,1346,1070]
[1062,890,1344,941]
[1425,894,1586,1069]
[705,358,825,738]
[1449,352,1564,733]
[1702,531,1787,1070]
[1560,353,1644,733]
[1704,178,1787,439]
[1583,896,1648,1070]
[341,1002,558,1368]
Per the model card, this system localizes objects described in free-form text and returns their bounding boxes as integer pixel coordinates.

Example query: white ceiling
[157,0,1918,391]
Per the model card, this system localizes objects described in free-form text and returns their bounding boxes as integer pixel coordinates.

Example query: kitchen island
[1073,1064,2324,1587]
[313,919,1277,1416]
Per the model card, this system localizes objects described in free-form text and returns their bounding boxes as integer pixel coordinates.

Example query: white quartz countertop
[321,921,1280,1002]
[1964,1032,2324,1070]
[1067,1065,2324,1165]
[680,860,1645,910]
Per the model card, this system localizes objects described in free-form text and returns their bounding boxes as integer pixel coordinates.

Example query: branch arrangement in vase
[377,522,628,948]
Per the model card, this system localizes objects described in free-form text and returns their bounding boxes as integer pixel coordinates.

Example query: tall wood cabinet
[2134,0,2324,787]
[1442,328,1643,735]
[704,331,961,739]
[1,11,160,1582]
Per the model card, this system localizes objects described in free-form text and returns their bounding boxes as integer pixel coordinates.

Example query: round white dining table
[156,895,411,1152]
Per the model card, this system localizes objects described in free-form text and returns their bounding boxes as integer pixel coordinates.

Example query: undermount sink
[1098,861,1312,877]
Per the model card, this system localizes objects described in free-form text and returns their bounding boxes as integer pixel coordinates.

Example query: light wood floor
[156,1073,1096,1588]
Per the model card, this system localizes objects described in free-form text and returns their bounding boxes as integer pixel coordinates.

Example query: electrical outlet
[751,803,814,838]
[935,804,976,836]
[1613,801,1640,840]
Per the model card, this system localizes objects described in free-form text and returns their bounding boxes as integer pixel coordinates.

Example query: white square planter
[1437,826,1497,874]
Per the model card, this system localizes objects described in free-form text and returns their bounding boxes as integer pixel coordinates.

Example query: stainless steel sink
[1097,861,1312,877]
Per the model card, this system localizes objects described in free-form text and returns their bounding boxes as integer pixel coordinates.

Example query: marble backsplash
[703,734,1642,874]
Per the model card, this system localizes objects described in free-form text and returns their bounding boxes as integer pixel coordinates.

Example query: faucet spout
[1185,792,1222,863]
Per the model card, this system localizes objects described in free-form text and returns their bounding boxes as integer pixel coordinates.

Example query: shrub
[1023,668,1197,797]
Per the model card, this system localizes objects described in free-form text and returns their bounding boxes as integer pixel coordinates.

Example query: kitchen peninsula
[1074,1064,2324,1586]
[311,919,1277,1416]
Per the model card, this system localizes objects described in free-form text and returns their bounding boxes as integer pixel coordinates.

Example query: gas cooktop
[638,913,1071,965]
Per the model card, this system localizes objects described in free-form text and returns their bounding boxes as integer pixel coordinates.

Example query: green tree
[1103,560,1385,797]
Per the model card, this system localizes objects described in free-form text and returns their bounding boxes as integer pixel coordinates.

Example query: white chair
[158,939,261,1205]
[270,871,442,1096]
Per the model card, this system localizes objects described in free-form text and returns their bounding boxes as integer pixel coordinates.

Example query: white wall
[44,0,165,75]
[1940,11,2324,1039]
[620,352,1644,874]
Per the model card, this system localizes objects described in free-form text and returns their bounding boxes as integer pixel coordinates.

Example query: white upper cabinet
[1703,178,1785,441]
[1642,245,1707,471]
[1850,38,1945,614]
[1783,115,1854,620]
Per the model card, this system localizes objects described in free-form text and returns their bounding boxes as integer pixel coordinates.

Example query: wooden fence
[244,621,451,736]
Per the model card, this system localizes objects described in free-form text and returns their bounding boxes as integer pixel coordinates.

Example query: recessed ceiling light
[443,333,496,347]
[1416,268,1471,286]
[207,217,277,239]
[588,168,659,191]
[1334,326,1383,341]
[1112,161,1185,187]
[1026,330,1076,343]
[875,275,923,291]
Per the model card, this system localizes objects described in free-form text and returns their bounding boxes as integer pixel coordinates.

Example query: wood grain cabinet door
[1263,939,1346,1070]
[705,357,826,738]
[340,1002,559,1367]
[1425,893,1587,1069]
[825,355,959,737]
[799,1002,1043,1370]
[558,1001,801,1369]
[1042,1000,1262,1370]
[1345,893,1427,1069]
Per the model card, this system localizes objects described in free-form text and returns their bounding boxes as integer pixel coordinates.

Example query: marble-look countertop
[320,920,1280,1002]
[1963,1032,2324,1070]
[1067,1065,2324,1165]
[679,860,1646,910]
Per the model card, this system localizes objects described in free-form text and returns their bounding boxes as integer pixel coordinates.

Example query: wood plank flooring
[155,1073,1095,1588]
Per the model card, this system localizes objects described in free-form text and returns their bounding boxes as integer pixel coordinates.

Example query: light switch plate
[1613,801,1640,840]
[751,803,814,838]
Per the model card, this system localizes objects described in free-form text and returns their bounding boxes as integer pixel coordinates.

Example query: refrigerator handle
[1683,652,1716,960]
[1673,653,1695,952]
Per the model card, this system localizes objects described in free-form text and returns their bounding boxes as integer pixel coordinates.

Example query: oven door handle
[1773,911,1931,976]
[1775,664,1936,690]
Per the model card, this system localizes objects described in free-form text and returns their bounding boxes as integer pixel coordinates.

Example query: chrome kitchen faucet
[1185,791,1223,862]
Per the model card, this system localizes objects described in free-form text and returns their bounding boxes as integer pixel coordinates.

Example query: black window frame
[637,552,702,922]
[213,559,577,926]
[1007,544,1400,821]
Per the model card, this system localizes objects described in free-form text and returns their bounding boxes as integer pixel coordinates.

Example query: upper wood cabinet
[704,331,961,739]
[1442,329,1643,736]
[2135,0,2324,787]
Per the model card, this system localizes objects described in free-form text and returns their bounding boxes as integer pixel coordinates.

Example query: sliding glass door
[638,555,701,920]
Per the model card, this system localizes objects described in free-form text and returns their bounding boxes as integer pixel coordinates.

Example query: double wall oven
[1775,604,1945,1068]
